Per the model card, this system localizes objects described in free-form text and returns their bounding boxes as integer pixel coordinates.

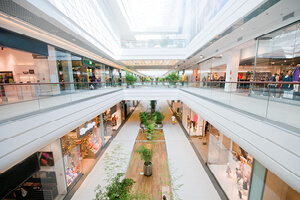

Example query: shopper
[278,71,292,98]
[171,115,175,124]
[268,73,277,97]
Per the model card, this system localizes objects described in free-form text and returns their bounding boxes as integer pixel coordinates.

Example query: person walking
[171,115,176,124]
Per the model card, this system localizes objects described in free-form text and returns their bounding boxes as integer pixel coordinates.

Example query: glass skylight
[117,0,183,32]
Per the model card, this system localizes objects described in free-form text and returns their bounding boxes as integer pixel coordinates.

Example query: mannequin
[243,177,248,190]
[238,180,243,199]
[236,168,242,183]
[226,163,231,177]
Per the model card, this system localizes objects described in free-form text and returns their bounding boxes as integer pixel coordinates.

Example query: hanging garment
[292,66,300,82]
[193,114,198,122]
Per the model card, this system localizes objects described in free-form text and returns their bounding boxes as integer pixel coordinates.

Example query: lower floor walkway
[71,100,221,200]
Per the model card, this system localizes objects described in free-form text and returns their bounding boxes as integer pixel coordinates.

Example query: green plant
[150,100,156,109]
[145,121,155,135]
[159,77,165,82]
[125,71,137,86]
[139,111,150,125]
[166,71,179,85]
[94,173,135,200]
[135,145,153,165]
[152,111,165,123]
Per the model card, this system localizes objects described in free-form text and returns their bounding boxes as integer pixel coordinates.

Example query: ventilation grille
[283,12,294,21]
[237,36,243,42]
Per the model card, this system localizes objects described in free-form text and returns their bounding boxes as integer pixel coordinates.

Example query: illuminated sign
[84,59,95,66]
[79,121,95,136]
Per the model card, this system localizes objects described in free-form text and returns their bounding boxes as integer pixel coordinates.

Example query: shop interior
[0,47,50,103]
[103,104,122,143]
[2,153,60,200]
[208,130,253,200]
[61,117,103,189]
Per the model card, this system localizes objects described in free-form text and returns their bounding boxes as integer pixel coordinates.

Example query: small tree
[150,100,156,113]
[139,111,150,125]
[135,145,153,165]
[152,111,165,124]
[94,173,135,200]
[166,71,179,85]
[125,72,137,86]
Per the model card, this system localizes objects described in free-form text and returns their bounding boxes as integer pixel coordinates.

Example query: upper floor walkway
[1,81,300,193]
[1,81,300,130]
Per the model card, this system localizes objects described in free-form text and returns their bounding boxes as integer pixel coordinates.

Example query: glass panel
[264,22,300,128]
[262,170,300,200]
[248,160,266,200]
[208,130,253,200]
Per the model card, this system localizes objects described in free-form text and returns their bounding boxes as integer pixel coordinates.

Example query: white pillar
[63,53,75,92]
[39,139,67,195]
[47,45,61,95]
[225,49,240,92]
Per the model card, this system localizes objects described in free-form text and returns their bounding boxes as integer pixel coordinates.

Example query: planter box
[144,162,152,176]
[155,123,163,129]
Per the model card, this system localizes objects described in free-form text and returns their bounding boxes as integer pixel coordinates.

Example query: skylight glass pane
[118,0,183,32]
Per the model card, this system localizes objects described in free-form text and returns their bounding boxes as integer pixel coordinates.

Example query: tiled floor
[71,100,220,200]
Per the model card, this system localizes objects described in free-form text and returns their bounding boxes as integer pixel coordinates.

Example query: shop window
[208,132,253,200]
[262,170,300,200]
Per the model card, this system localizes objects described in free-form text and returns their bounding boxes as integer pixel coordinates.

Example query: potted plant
[166,71,179,88]
[150,100,156,113]
[145,120,155,140]
[139,111,150,129]
[159,77,165,85]
[94,173,135,200]
[153,111,165,128]
[141,77,146,85]
[155,77,159,85]
[136,145,153,176]
[125,71,137,88]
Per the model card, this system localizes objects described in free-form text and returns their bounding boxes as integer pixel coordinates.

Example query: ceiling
[120,60,180,66]
[1,0,299,77]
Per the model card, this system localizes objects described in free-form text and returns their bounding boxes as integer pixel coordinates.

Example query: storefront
[1,138,67,200]
[60,115,103,189]
[0,47,50,102]
[103,103,122,143]
[208,131,253,200]
[182,103,204,136]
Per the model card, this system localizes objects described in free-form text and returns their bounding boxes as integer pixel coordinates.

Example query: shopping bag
[21,188,27,197]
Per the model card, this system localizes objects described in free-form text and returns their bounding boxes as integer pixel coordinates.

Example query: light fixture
[199,55,204,59]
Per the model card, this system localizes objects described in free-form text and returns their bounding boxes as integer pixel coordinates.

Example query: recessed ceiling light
[241,28,244,30]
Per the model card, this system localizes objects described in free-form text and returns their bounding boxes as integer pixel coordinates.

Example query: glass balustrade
[1,81,299,130]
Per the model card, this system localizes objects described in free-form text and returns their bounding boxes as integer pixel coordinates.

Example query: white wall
[0,90,123,173]
[39,139,67,195]
[178,89,300,193]
[0,48,49,82]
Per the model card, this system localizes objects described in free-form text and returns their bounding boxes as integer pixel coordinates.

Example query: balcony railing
[1,81,299,130]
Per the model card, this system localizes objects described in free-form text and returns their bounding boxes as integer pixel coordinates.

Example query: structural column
[225,49,240,92]
[62,53,75,92]
[47,45,61,95]
[100,113,105,147]
[249,159,267,200]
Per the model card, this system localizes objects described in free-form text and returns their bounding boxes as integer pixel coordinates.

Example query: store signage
[79,121,95,136]
[84,59,95,66]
